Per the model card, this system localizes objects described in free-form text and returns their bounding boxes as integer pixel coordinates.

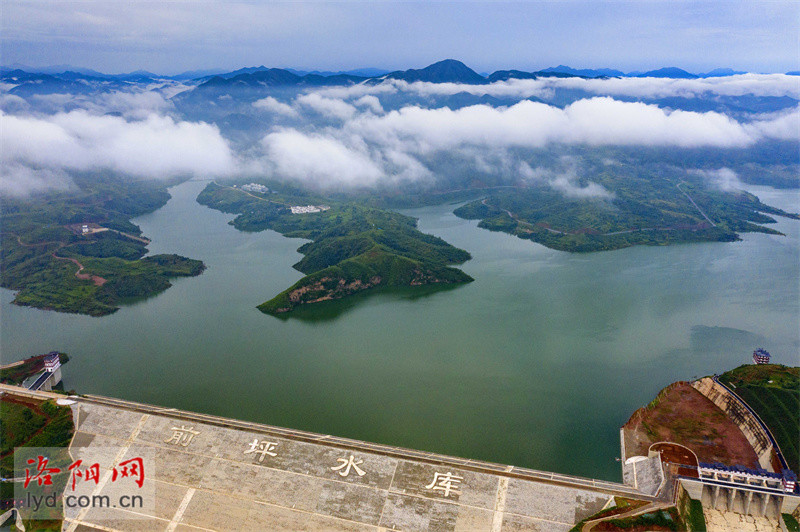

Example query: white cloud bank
[312,73,800,101]
[261,129,383,186]
[259,97,797,190]
[252,96,298,116]
[295,93,357,120]
[690,167,744,191]
[519,160,614,199]
[1,109,236,196]
[347,97,759,150]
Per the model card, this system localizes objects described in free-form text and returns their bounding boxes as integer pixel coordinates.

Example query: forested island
[1,175,204,316]
[196,182,472,314]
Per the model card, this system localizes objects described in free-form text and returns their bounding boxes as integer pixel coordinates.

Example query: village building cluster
[290,205,330,214]
[240,183,269,194]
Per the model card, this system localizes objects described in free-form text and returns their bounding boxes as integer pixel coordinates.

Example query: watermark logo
[11,447,155,523]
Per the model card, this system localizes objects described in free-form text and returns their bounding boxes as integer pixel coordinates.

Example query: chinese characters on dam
[163,425,466,497]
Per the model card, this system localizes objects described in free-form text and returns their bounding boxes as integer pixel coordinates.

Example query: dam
[1,384,661,532]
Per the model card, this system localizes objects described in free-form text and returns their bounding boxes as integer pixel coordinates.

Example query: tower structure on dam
[43,352,62,385]
[752,348,771,365]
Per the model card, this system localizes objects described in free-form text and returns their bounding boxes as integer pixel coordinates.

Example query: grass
[720,364,800,472]
[0,399,75,531]
[605,508,680,531]
[783,513,800,532]
[685,499,706,532]
[567,498,648,532]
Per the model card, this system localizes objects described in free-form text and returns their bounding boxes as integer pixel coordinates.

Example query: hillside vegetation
[719,364,799,473]
[197,182,472,314]
[1,175,204,316]
[454,164,799,252]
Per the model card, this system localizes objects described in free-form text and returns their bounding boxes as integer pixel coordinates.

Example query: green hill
[197,182,472,315]
[1,175,205,316]
[719,364,800,473]
[454,169,799,253]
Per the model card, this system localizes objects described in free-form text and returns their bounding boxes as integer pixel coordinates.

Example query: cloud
[261,129,383,186]
[250,95,792,190]
[295,93,356,120]
[310,74,800,102]
[310,82,398,100]
[0,93,30,113]
[535,73,800,99]
[353,95,384,114]
[348,97,754,150]
[690,167,743,191]
[1,109,236,195]
[252,96,298,116]
[95,90,172,119]
[744,105,800,141]
[19,89,175,118]
[519,160,613,199]
[0,164,73,198]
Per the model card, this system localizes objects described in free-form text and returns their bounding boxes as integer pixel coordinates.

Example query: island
[196,181,473,315]
[1,175,205,316]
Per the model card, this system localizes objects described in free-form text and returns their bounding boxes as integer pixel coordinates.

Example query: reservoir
[2,180,798,482]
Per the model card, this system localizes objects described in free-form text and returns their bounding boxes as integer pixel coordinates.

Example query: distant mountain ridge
[540,65,625,78]
[635,67,698,79]
[2,60,791,97]
[384,59,487,84]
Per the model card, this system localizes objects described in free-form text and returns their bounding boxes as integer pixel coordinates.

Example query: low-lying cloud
[1,109,236,196]
[252,96,298,116]
[258,96,797,191]
[261,129,383,186]
[690,167,744,191]
[519,160,614,199]
[295,93,357,120]
[312,73,800,101]
[347,97,757,150]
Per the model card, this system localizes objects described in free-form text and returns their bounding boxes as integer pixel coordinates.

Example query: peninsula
[453,167,799,253]
[1,175,205,316]
[196,182,473,315]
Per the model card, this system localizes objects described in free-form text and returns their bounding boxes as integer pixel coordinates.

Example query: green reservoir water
[2,181,798,481]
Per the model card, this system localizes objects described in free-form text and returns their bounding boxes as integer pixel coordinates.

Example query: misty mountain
[196,69,368,90]
[286,68,391,78]
[485,70,540,82]
[384,59,486,84]
[211,66,272,79]
[698,68,747,78]
[540,65,625,78]
[169,68,227,80]
[0,63,109,76]
[635,67,698,79]
[0,69,101,96]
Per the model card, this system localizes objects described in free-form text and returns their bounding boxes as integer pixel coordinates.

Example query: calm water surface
[2,181,798,481]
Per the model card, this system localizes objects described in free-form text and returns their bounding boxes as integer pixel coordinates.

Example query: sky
[1,1,798,75]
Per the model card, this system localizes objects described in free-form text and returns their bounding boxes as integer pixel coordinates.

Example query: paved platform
[1,385,654,531]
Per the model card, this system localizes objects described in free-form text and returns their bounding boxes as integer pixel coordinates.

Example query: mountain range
[3,59,791,88]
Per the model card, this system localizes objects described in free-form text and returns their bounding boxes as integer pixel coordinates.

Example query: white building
[290,205,322,214]
[241,183,269,194]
